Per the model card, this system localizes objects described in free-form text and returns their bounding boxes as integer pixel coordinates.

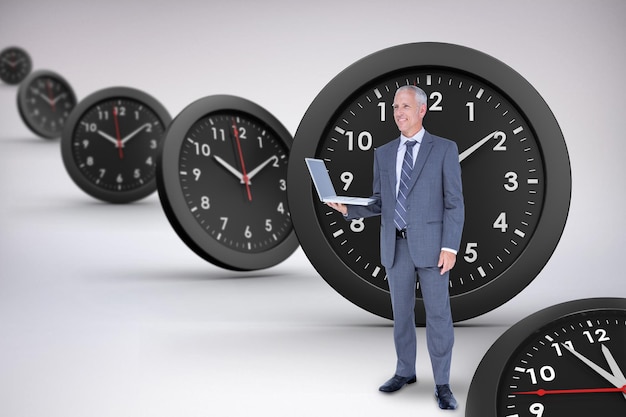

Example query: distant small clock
[157,95,299,271]
[0,46,32,85]
[61,87,171,203]
[467,297,626,417]
[17,70,77,139]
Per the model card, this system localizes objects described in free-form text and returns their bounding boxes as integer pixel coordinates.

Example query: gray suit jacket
[347,130,464,268]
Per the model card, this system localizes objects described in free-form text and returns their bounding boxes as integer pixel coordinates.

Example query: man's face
[393,89,426,137]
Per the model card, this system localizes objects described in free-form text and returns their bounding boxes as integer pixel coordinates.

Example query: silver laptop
[305,158,376,206]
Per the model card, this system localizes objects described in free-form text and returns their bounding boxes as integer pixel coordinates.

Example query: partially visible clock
[0,46,32,85]
[61,87,171,203]
[17,70,77,139]
[288,42,571,323]
[157,95,299,271]
[466,298,626,417]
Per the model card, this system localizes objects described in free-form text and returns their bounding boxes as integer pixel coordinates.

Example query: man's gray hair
[396,85,428,106]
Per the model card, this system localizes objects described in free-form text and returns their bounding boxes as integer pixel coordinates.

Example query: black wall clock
[0,46,32,85]
[466,297,626,417]
[17,69,77,139]
[61,87,171,203]
[157,95,299,271]
[288,42,571,323]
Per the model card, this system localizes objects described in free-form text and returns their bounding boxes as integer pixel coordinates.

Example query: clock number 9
[341,172,353,191]
[529,403,545,417]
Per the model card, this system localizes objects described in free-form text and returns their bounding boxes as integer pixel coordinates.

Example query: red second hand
[514,385,626,396]
[113,106,124,159]
[232,118,252,202]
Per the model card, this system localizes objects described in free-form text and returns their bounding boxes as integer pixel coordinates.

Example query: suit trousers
[387,238,454,385]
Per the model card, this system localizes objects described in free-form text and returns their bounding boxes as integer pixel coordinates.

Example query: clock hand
[38,92,56,106]
[213,155,245,182]
[120,123,151,145]
[38,92,66,107]
[561,343,626,389]
[247,155,279,181]
[601,344,626,399]
[513,386,626,396]
[96,130,120,146]
[458,130,500,162]
[51,93,67,105]
[112,107,124,159]
[231,118,252,201]
[46,80,56,112]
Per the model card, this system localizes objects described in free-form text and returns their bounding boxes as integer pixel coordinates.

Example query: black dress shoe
[435,384,458,410]
[378,374,417,392]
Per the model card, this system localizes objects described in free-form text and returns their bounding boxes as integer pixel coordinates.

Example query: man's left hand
[438,250,457,275]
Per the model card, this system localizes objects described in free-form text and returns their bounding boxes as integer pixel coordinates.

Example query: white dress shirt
[395,128,457,255]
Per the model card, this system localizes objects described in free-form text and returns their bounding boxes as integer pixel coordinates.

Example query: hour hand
[561,343,626,389]
[38,92,55,106]
[213,155,245,183]
[96,130,121,147]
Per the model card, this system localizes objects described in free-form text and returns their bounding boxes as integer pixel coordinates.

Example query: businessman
[327,85,464,410]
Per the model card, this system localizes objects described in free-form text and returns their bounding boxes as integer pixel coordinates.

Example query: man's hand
[326,202,348,215]
[438,250,457,275]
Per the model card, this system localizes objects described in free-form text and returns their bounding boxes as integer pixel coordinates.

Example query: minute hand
[602,344,626,399]
[247,156,278,182]
[562,343,626,389]
[121,123,151,145]
[458,130,499,163]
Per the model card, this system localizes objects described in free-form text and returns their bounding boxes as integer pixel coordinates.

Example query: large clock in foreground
[466,298,626,417]
[288,42,571,323]
[157,95,299,271]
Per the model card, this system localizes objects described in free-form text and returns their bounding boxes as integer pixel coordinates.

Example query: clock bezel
[17,69,77,139]
[465,297,626,417]
[156,95,300,271]
[288,42,571,323]
[61,86,172,203]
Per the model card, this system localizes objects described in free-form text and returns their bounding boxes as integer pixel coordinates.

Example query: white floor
[0,99,516,416]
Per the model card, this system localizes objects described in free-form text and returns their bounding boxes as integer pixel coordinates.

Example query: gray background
[1,0,625,415]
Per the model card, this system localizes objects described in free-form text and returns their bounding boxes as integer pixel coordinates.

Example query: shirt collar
[400,128,425,147]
